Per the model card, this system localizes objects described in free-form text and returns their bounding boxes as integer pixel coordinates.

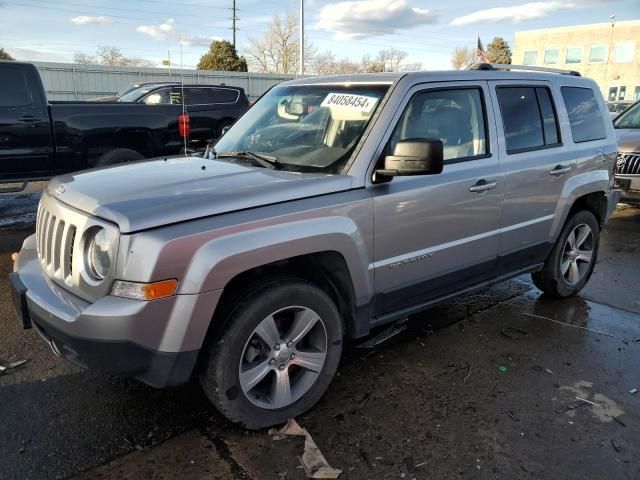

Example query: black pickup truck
[0,61,249,188]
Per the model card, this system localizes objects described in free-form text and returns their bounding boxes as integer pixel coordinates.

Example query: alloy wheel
[239,306,328,409]
[560,223,594,285]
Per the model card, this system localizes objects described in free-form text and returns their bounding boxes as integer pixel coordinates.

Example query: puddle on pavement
[504,289,640,343]
[558,380,625,423]
[0,192,41,228]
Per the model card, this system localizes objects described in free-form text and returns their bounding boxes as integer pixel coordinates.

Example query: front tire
[199,278,343,429]
[532,210,600,297]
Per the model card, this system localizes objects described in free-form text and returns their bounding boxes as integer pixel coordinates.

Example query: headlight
[86,227,111,280]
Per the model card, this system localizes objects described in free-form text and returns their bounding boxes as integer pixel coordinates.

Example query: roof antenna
[180,41,188,159]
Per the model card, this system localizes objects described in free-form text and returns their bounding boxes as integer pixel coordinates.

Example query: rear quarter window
[0,66,32,107]
[184,87,239,105]
[561,86,607,143]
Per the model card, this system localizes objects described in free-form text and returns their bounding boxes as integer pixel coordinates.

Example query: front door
[370,82,504,319]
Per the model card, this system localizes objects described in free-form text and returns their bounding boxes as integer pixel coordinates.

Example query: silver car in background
[11,65,620,429]
[613,100,640,204]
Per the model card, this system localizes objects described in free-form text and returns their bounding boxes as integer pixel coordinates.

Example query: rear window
[184,87,239,105]
[561,86,607,142]
[0,67,32,107]
[496,86,560,153]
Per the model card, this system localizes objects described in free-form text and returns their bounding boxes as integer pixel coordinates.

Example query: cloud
[136,18,220,46]
[450,1,597,26]
[6,47,69,63]
[315,0,437,40]
[69,15,111,25]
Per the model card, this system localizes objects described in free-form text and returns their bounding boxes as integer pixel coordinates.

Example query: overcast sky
[1,0,639,69]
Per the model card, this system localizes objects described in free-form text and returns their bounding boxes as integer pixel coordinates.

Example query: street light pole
[299,0,304,75]
[604,14,615,99]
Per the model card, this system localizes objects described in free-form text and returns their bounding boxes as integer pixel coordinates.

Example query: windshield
[614,101,640,129]
[118,86,154,102]
[214,84,389,173]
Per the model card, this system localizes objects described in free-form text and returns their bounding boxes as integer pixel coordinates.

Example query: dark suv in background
[0,62,249,187]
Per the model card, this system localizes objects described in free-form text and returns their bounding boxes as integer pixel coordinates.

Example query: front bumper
[11,234,222,387]
[616,175,640,203]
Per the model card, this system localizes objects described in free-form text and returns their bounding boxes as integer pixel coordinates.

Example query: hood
[47,156,354,233]
[615,129,640,153]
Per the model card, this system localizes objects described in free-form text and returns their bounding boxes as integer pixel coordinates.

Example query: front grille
[36,201,77,281]
[617,152,640,175]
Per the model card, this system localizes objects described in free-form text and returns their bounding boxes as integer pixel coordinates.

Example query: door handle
[469,179,498,193]
[18,115,41,123]
[550,165,571,176]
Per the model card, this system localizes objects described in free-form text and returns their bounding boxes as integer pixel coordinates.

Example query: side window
[561,86,607,143]
[184,87,212,105]
[388,88,488,162]
[496,86,560,153]
[142,88,171,105]
[207,88,239,104]
[0,67,32,107]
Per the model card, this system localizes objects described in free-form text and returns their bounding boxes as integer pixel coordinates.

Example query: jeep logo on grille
[55,185,66,196]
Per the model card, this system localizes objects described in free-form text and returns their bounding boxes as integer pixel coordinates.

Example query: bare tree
[73,45,154,67]
[376,48,408,72]
[310,50,337,76]
[360,54,385,73]
[451,46,476,70]
[311,50,363,75]
[245,12,315,74]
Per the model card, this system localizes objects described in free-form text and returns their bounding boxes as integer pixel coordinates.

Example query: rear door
[0,63,53,180]
[488,80,568,272]
[371,81,504,319]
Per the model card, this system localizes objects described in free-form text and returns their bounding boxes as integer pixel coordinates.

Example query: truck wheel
[199,278,343,429]
[93,148,144,168]
[532,210,600,298]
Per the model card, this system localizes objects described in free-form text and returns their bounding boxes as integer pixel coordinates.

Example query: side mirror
[376,139,444,178]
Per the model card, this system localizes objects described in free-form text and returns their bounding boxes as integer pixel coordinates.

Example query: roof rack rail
[468,63,581,77]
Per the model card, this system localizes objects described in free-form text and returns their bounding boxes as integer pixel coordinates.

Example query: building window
[608,87,618,102]
[544,48,560,65]
[523,50,538,65]
[619,86,626,101]
[589,45,608,63]
[614,43,634,63]
[565,46,582,64]
[634,86,640,102]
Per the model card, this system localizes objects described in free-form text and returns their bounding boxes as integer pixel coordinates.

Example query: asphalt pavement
[1,186,639,480]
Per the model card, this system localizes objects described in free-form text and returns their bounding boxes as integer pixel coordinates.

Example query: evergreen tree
[197,40,248,72]
[487,37,512,64]
[0,48,15,61]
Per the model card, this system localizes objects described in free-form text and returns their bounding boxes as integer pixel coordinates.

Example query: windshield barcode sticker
[321,93,378,113]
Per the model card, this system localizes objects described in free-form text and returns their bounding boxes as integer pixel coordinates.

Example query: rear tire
[93,148,144,168]
[199,277,343,429]
[532,210,600,297]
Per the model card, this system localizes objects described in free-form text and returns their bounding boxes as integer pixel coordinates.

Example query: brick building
[513,20,640,102]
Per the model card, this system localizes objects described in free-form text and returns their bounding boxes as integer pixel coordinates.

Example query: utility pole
[232,0,237,48]
[299,0,304,75]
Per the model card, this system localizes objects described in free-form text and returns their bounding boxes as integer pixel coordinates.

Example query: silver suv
[11,65,620,429]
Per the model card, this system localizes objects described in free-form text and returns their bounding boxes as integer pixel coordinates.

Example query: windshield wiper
[217,151,277,169]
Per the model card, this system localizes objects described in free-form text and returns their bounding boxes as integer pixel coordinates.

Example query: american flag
[477,36,490,63]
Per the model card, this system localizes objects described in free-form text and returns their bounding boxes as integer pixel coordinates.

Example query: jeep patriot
[11,65,620,428]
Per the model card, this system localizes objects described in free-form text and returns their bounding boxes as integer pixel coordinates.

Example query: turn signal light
[111,279,178,301]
